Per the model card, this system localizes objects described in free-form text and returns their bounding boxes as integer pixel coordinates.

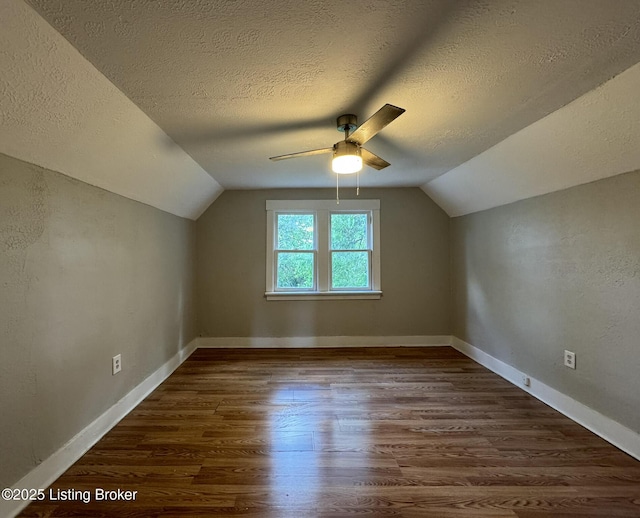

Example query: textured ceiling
[0,0,223,220]
[424,60,640,215]
[24,0,640,193]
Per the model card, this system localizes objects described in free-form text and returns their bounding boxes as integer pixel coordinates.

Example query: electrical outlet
[522,375,531,387]
[564,350,576,369]
[112,354,122,375]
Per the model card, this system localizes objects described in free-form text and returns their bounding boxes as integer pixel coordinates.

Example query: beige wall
[196,188,451,337]
[451,169,640,431]
[7,146,638,490]
[0,154,197,488]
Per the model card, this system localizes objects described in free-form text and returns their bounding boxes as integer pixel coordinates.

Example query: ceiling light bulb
[332,154,363,175]
[332,141,362,175]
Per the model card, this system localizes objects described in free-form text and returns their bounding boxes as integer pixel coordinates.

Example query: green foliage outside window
[277,214,314,250]
[275,212,370,290]
[332,251,369,288]
[331,213,369,289]
[331,213,367,249]
[276,214,314,288]
[277,252,314,288]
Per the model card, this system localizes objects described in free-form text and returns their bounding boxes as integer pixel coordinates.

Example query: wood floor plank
[19,347,640,517]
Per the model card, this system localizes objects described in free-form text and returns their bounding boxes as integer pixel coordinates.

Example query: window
[275,213,315,290]
[266,200,381,300]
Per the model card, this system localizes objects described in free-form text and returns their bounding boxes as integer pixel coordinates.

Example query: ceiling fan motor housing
[337,114,358,133]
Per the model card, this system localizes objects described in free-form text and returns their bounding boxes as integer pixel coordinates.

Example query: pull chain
[356,170,360,196]
[336,174,340,204]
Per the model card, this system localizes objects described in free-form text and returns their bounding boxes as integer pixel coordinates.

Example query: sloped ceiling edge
[422,61,640,217]
[0,0,223,221]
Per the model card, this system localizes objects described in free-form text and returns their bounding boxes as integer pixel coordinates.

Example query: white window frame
[266,200,381,300]
[274,211,317,291]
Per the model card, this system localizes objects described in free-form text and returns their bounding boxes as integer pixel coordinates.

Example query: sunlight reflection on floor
[269,384,324,511]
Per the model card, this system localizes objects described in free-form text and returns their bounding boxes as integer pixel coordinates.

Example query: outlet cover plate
[564,350,576,369]
[112,354,122,375]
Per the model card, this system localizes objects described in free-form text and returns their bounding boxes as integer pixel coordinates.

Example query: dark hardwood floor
[20,347,640,517]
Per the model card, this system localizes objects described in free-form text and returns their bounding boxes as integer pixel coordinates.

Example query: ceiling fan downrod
[336,114,358,138]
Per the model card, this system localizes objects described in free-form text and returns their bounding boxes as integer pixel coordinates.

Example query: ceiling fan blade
[269,147,333,161]
[361,148,390,170]
[348,104,405,145]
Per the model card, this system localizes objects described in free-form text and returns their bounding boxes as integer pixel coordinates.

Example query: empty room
[1,0,639,516]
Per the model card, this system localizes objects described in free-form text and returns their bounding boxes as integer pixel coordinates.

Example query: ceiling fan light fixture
[332,141,362,174]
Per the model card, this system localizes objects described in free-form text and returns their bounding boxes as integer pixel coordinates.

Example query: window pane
[277,252,314,289]
[331,213,367,250]
[277,214,314,250]
[332,251,369,288]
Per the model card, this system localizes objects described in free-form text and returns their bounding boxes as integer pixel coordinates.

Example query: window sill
[265,291,382,301]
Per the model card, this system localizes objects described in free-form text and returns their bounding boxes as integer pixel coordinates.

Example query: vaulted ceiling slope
[424,60,640,215]
[2,0,640,218]
[0,0,223,220]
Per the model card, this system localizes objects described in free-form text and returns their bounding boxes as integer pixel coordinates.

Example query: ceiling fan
[269,104,406,175]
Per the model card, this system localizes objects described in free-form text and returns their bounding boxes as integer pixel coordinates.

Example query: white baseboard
[8,334,638,518]
[2,339,198,518]
[4,334,447,517]
[451,336,640,461]
[196,335,452,348]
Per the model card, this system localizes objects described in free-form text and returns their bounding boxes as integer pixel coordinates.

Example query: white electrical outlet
[112,354,122,375]
[564,350,576,369]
